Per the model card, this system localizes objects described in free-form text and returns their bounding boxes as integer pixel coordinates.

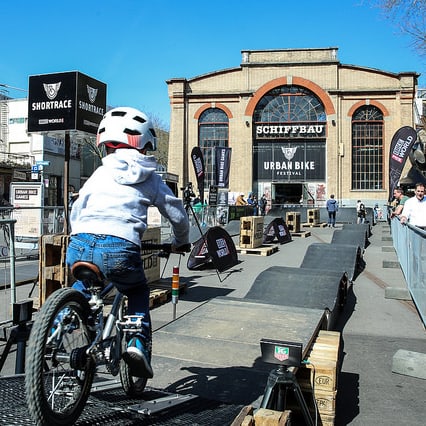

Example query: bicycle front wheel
[25,288,95,426]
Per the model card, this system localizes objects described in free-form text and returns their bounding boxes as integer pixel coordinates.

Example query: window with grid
[253,85,326,124]
[351,106,384,190]
[198,108,229,188]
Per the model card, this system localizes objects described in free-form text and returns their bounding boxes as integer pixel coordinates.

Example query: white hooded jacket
[70,149,189,247]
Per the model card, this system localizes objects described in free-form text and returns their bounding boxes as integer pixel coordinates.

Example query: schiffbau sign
[28,71,107,134]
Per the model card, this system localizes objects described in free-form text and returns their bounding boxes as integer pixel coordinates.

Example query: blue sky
[2,0,424,126]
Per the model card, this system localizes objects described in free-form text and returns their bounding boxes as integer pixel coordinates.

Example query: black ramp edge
[301,243,361,281]
[331,228,368,249]
[342,222,372,237]
[245,266,345,312]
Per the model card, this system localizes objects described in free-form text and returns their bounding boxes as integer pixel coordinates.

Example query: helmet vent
[111,110,126,117]
[134,115,147,124]
[124,128,142,136]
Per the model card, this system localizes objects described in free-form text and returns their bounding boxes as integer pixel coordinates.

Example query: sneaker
[122,334,153,378]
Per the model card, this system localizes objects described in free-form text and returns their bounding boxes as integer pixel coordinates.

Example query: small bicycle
[25,242,188,426]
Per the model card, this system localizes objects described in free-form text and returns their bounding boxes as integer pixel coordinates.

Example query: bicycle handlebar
[140,242,192,256]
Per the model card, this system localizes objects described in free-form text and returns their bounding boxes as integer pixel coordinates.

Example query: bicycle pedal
[120,315,144,332]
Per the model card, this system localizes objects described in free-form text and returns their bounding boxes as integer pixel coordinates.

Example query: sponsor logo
[87,85,98,103]
[391,135,415,163]
[192,154,204,177]
[278,224,287,237]
[78,85,104,116]
[43,82,61,100]
[281,146,297,161]
[215,237,230,258]
[274,345,289,362]
[32,81,72,112]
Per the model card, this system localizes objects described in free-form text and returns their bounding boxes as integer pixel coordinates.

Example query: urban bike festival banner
[215,147,232,188]
[388,126,417,201]
[191,146,205,204]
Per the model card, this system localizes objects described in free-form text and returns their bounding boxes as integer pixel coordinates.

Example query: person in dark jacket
[326,194,338,227]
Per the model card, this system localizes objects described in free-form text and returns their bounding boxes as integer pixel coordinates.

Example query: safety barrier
[391,218,426,326]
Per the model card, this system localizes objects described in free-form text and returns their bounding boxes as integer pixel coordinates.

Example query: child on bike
[66,107,190,379]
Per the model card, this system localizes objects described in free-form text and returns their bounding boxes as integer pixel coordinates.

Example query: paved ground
[0,220,425,425]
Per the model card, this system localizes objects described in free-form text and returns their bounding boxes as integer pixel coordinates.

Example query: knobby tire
[25,288,95,426]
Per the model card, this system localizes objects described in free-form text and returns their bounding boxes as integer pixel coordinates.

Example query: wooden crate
[39,227,162,306]
[39,234,71,306]
[141,226,161,284]
[239,216,264,249]
[307,208,320,225]
[285,211,301,233]
[297,330,340,393]
[293,330,340,424]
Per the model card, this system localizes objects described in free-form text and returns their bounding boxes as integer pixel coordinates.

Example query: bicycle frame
[25,241,188,425]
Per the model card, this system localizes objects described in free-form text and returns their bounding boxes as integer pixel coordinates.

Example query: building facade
[0,97,98,206]
[167,48,418,207]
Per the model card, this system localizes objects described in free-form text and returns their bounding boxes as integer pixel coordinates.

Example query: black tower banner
[215,147,232,188]
[187,226,238,272]
[191,147,205,204]
[388,126,417,201]
[263,218,292,245]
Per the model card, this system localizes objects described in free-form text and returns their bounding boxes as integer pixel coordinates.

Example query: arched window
[253,85,326,124]
[198,108,229,188]
[351,106,384,190]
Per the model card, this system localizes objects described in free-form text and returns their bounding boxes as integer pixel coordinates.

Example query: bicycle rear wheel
[25,288,95,426]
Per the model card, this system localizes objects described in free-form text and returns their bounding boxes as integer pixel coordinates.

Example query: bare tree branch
[370,0,426,56]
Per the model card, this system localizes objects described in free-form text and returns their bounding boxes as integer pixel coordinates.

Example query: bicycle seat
[71,261,104,283]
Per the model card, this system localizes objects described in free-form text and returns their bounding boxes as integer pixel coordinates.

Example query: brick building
[166,47,418,207]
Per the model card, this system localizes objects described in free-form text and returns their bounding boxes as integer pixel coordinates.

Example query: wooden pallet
[291,230,311,238]
[236,244,278,256]
[231,406,291,425]
[302,222,328,228]
[149,288,170,308]
[148,279,187,294]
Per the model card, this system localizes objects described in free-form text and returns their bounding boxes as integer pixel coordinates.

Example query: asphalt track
[0,220,425,425]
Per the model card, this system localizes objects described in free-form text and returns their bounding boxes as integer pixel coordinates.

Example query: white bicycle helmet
[96,107,157,151]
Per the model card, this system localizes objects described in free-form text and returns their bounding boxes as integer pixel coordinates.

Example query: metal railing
[391,218,426,326]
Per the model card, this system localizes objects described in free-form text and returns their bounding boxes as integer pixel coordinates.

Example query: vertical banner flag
[215,147,232,188]
[191,147,205,204]
[388,126,417,201]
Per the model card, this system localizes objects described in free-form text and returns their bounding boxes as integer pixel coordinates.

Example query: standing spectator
[400,182,426,229]
[259,194,267,216]
[326,194,338,227]
[390,187,409,219]
[247,193,258,215]
[356,200,366,224]
[235,193,248,206]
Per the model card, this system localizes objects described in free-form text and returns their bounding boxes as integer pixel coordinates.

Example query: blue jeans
[66,233,150,338]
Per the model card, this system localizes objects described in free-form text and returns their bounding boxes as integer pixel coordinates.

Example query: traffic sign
[31,165,39,172]
[36,160,50,166]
